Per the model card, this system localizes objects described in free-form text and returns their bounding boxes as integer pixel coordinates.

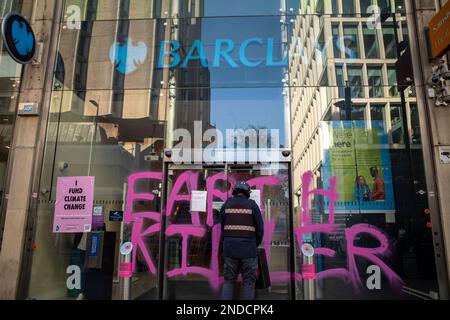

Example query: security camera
[58,161,69,171]
[431,74,441,84]
[282,150,291,157]
[165,150,173,158]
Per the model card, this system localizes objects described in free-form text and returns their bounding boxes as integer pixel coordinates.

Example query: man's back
[220,195,264,259]
[220,181,264,300]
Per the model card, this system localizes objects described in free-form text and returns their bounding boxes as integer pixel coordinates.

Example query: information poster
[191,190,208,212]
[53,176,95,233]
[322,121,395,213]
[250,190,261,209]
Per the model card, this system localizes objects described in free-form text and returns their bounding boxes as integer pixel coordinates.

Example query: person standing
[220,181,264,300]
[354,175,371,202]
[370,166,386,200]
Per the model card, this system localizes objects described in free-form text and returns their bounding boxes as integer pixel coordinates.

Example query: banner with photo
[321,120,395,213]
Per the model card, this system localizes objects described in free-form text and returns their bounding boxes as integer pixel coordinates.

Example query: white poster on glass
[250,190,261,209]
[191,190,208,212]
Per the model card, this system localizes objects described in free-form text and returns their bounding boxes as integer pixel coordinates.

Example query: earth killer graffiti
[124,170,403,292]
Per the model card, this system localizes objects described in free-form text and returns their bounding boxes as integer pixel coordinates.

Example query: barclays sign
[109,38,148,75]
[109,37,287,75]
[108,36,357,75]
[1,13,36,64]
[157,38,288,69]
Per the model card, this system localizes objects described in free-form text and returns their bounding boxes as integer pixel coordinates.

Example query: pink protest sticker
[119,262,133,278]
[53,176,95,233]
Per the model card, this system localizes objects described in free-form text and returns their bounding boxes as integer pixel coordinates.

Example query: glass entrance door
[162,163,293,300]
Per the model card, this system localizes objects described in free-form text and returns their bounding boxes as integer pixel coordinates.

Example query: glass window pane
[343,24,360,58]
[347,66,364,98]
[342,0,355,15]
[388,66,399,97]
[360,0,374,15]
[363,26,380,58]
[383,27,397,59]
[331,0,339,15]
[368,66,384,97]
[336,65,345,98]
[410,103,422,145]
[332,25,341,58]
[352,104,366,120]
[391,104,404,144]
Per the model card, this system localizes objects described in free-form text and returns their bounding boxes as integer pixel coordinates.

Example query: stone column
[0,0,62,299]
[406,0,450,299]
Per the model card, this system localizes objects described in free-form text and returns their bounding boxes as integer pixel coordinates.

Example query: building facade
[0,0,449,300]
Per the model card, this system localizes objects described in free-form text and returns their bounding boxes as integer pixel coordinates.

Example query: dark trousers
[221,257,257,300]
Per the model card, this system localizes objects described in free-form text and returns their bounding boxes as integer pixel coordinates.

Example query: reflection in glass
[368,66,383,98]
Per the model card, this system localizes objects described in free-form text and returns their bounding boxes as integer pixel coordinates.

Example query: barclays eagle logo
[12,20,35,56]
[109,38,147,75]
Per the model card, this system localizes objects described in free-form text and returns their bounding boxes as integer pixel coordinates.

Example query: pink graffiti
[297,171,403,290]
[124,172,163,224]
[346,224,403,291]
[166,224,223,289]
[124,172,163,273]
[301,171,338,227]
[124,170,403,294]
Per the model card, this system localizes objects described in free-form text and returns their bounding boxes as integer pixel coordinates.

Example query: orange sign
[429,1,450,59]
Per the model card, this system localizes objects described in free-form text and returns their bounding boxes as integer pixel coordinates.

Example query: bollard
[119,242,133,300]
[301,242,316,300]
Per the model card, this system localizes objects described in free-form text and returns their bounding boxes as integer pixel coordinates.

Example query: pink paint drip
[346,224,404,291]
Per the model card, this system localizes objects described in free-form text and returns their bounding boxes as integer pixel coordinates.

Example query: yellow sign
[429,1,450,59]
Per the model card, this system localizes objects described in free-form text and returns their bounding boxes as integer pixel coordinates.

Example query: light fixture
[89,100,99,108]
